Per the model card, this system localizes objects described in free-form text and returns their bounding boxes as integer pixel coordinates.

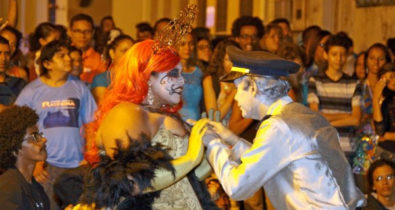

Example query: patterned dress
[151,127,203,210]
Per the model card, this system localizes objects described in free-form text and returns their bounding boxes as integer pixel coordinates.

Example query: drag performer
[84,5,214,210]
[193,46,366,209]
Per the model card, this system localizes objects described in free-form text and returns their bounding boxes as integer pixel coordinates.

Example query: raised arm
[218,83,237,120]
[203,75,217,113]
[7,0,17,27]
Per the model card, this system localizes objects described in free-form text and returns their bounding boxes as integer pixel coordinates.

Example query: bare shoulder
[109,102,146,117]
[99,102,150,141]
[162,115,188,137]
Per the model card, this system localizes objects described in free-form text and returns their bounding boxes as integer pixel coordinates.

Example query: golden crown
[153,4,198,54]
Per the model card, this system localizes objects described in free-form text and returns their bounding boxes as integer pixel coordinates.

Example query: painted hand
[205,120,240,146]
[201,109,221,122]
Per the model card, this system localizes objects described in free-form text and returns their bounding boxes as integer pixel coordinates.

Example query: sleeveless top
[150,127,203,210]
[180,66,203,121]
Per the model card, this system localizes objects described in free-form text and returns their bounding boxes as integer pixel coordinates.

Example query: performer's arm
[205,119,293,200]
[97,103,205,191]
[150,119,208,190]
[193,157,212,181]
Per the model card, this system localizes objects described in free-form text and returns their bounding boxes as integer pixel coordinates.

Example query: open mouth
[173,86,183,94]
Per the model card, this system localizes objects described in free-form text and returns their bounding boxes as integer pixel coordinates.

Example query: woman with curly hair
[85,39,212,209]
[0,105,49,209]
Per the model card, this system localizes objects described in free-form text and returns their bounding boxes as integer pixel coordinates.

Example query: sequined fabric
[151,127,203,210]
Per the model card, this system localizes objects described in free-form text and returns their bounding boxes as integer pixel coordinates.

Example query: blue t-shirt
[91,71,111,89]
[180,66,203,121]
[15,76,97,168]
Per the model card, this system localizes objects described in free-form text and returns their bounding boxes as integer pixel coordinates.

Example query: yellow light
[231,67,250,73]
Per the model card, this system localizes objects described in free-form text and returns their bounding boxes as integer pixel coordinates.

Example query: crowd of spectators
[0,3,394,209]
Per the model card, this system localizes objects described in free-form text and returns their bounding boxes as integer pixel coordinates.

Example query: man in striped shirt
[308,33,362,154]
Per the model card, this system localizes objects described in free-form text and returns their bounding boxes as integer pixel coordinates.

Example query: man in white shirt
[193,46,365,209]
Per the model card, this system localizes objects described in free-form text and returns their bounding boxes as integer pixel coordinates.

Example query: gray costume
[206,96,365,209]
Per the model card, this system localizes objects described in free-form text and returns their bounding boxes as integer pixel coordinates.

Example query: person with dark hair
[259,23,282,54]
[299,30,331,106]
[69,13,107,84]
[192,45,364,209]
[301,25,321,67]
[0,25,27,79]
[313,30,332,72]
[54,24,69,44]
[195,36,212,67]
[0,36,25,111]
[203,39,239,121]
[231,16,264,51]
[0,25,22,62]
[364,159,395,209]
[136,22,154,41]
[177,32,204,121]
[360,43,392,124]
[192,27,211,40]
[277,41,305,102]
[373,63,395,153]
[28,22,57,81]
[365,43,392,91]
[100,16,115,33]
[68,46,83,78]
[15,40,97,209]
[91,34,134,104]
[154,17,171,38]
[0,105,50,209]
[192,27,212,67]
[308,34,362,156]
[29,22,57,54]
[270,18,292,42]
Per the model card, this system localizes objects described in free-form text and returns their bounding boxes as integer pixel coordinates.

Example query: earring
[146,83,154,106]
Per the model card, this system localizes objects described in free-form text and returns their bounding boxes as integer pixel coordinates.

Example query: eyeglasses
[375,174,394,182]
[24,131,45,143]
[72,29,93,35]
[239,34,258,41]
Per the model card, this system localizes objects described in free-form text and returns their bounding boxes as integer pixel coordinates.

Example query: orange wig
[85,40,180,164]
